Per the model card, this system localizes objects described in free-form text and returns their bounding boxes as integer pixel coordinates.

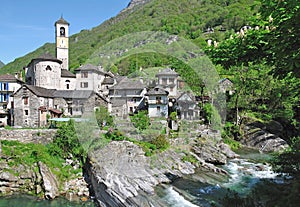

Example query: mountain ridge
[0,0,258,75]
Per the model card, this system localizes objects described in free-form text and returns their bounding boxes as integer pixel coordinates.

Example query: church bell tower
[55,16,69,70]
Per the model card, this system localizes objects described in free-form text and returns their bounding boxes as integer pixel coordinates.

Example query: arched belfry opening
[60,27,65,36]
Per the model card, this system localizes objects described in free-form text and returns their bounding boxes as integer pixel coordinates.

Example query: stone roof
[74,64,106,75]
[55,17,70,25]
[112,77,145,90]
[155,68,178,77]
[146,86,168,96]
[102,77,115,85]
[111,98,126,107]
[28,53,62,66]
[61,69,76,78]
[0,74,23,83]
[53,90,94,99]
[25,85,56,98]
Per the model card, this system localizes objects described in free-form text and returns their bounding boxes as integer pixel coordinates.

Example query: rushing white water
[160,157,283,206]
[163,187,200,207]
[223,158,280,192]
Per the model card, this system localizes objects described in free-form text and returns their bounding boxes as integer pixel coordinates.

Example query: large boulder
[38,161,59,199]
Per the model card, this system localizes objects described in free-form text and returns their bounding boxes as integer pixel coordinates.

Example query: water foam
[163,187,200,207]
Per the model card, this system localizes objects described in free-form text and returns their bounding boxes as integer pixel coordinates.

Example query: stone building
[109,77,147,117]
[156,68,179,98]
[146,86,169,118]
[75,64,112,93]
[13,85,108,127]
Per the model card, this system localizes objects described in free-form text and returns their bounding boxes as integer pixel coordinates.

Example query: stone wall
[0,129,57,144]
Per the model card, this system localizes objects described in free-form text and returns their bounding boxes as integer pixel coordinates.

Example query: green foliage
[0,140,78,183]
[49,120,85,161]
[95,106,114,128]
[105,129,125,141]
[203,103,222,130]
[271,136,300,177]
[151,134,169,151]
[1,0,257,75]
[130,111,150,131]
[170,112,177,121]
[182,153,198,164]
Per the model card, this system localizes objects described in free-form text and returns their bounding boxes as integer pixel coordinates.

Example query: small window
[24,110,29,116]
[81,72,88,78]
[46,65,52,71]
[80,82,88,88]
[157,106,161,112]
[23,97,29,105]
[156,96,161,104]
[66,84,70,89]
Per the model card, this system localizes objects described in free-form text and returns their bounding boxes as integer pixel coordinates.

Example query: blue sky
[0,0,130,64]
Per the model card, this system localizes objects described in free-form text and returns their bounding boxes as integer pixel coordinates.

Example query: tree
[49,120,85,161]
[272,136,300,177]
[259,0,300,78]
[130,111,150,131]
[95,106,113,128]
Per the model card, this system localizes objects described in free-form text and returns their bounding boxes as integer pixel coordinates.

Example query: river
[0,150,289,207]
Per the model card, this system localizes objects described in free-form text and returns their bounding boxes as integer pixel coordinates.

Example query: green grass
[0,140,81,185]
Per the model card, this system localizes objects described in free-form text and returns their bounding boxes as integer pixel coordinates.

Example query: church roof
[55,17,70,25]
[61,69,76,78]
[27,53,62,66]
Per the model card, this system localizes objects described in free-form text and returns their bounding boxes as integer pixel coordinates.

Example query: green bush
[151,134,169,151]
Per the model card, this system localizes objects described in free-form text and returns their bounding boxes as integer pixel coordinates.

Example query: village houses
[3,17,230,128]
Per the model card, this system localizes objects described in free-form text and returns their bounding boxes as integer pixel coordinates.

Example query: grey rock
[38,161,59,199]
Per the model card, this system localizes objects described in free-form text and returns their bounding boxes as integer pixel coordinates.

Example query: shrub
[151,134,169,151]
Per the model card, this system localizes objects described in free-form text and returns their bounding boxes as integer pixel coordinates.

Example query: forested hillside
[0,0,257,74]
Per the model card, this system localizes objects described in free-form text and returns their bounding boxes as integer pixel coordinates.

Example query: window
[65,80,70,89]
[157,106,161,112]
[23,97,29,105]
[162,78,167,85]
[3,83,8,90]
[156,96,162,104]
[3,94,7,101]
[81,72,88,78]
[169,78,175,84]
[170,87,174,92]
[46,65,52,71]
[80,82,88,88]
[24,110,29,116]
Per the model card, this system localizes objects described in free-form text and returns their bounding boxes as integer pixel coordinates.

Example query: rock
[86,141,198,207]
[266,120,283,135]
[38,161,59,199]
[0,172,18,182]
[242,122,289,152]
[218,142,239,159]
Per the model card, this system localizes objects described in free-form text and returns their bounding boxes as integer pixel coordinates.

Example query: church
[12,17,109,128]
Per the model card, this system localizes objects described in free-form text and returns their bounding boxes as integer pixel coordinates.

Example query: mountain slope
[0,60,4,69]
[1,0,258,75]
